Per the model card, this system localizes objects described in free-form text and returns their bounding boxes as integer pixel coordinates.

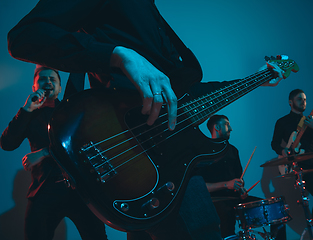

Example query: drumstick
[240,146,257,180]
[246,180,260,193]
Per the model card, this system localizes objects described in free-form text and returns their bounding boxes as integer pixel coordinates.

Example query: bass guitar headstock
[265,55,299,79]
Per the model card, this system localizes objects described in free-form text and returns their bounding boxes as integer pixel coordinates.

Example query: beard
[293,103,305,113]
[222,132,231,140]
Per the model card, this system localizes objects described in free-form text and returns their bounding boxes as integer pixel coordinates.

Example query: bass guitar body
[48,88,228,231]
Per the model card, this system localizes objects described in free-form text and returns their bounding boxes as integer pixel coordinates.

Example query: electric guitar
[278,110,313,175]
[48,56,298,231]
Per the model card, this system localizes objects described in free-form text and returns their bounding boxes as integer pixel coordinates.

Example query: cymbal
[211,197,239,202]
[275,169,313,179]
[260,152,313,167]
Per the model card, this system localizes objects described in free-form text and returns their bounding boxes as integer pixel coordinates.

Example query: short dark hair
[34,65,61,85]
[289,89,304,100]
[207,114,229,134]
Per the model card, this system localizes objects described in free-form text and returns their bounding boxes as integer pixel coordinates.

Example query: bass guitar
[48,56,298,231]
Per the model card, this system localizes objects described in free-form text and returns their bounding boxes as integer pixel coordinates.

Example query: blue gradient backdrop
[1,0,313,239]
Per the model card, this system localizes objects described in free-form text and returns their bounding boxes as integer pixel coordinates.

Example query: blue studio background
[0,0,313,239]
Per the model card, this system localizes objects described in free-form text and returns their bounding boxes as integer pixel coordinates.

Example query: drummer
[193,114,286,239]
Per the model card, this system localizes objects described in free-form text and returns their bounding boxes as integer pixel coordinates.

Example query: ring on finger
[153,92,162,96]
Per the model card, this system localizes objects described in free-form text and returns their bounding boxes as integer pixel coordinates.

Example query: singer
[0,64,109,240]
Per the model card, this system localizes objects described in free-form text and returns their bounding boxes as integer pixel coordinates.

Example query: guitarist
[7,0,285,239]
[271,89,313,195]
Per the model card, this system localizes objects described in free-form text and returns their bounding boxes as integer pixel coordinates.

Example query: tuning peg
[265,55,289,62]
[281,55,289,60]
[276,55,289,60]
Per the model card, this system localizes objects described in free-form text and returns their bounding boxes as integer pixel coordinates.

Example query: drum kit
[223,153,313,240]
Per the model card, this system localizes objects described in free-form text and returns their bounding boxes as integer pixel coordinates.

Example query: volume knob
[120,203,129,212]
[142,198,160,210]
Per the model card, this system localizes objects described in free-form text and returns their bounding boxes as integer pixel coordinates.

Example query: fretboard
[182,68,274,124]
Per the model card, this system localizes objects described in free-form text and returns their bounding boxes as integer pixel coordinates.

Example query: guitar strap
[297,116,306,132]
[63,72,86,100]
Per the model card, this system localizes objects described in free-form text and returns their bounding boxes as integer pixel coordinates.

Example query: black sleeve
[7,0,116,73]
[233,146,243,179]
[0,108,32,151]
[271,119,284,155]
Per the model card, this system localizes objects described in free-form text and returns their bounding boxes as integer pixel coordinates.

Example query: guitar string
[89,70,273,174]
[90,70,272,168]
[84,69,269,153]
[94,71,274,178]
[93,75,274,179]
[86,69,270,163]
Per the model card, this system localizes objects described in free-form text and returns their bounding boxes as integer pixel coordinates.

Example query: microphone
[31,89,51,102]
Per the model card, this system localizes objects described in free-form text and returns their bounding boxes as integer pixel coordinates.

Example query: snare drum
[223,235,238,240]
[235,196,291,229]
[223,235,239,240]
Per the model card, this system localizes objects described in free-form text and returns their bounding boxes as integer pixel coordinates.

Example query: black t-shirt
[193,140,243,198]
[271,111,313,155]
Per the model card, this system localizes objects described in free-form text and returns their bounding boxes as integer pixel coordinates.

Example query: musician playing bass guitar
[271,89,313,197]
[7,1,292,239]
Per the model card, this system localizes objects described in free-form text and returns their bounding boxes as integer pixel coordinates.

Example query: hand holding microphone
[23,88,51,112]
[31,88,51,102]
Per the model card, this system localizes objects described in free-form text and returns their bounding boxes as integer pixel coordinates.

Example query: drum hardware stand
[238,227,278,240]
[292,163,313,240]
[238,229,257,240]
